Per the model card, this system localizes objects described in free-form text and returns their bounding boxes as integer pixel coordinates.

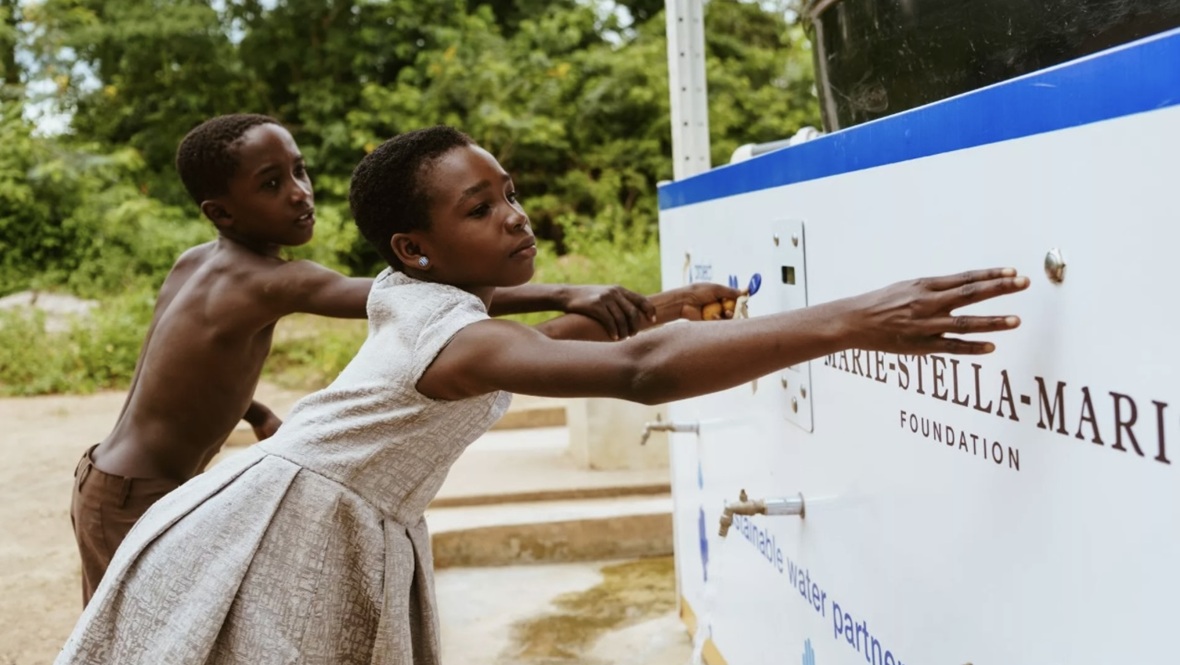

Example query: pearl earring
[417,257,429,267]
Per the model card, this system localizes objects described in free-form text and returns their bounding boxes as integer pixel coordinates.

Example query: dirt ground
[0,386,690,665]
[1,389,133,664]
[0,383,302,664]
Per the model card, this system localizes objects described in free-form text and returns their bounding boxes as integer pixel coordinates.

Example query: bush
[262,314,368,391]
[0,288,154,396]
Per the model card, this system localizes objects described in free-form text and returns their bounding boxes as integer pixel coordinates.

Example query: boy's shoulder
[158,241,293,312]
[172,240,217,269]
[160,239,370,322]
[174,239,292,281]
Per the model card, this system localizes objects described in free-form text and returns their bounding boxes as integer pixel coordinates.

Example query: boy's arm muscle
[485,284,565,315]
[490,284,658,341]
[259,260,373,319]
[530,283,742,342]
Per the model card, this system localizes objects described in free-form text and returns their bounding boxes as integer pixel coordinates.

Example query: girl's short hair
[349,126,475,270]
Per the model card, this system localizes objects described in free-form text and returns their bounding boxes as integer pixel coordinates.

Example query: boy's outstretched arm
[257,260,374,319]
[489,284,658,340]
[530,283,743,342]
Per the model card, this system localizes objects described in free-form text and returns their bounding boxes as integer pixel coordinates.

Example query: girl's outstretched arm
[417,268,1030,403]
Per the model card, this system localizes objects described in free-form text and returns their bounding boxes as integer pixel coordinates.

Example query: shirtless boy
[69,113,738,605]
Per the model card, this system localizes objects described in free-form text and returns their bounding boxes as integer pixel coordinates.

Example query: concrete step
[488,395,569,430]
[431,426,671,508]
[430,429,674,567]
[427,495,673,568]
[488,403,567,430]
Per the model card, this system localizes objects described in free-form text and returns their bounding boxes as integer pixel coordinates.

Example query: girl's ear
[391,233,428,270]
[200,201,232,229]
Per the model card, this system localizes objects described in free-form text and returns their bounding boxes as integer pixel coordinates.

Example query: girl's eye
[295,164,308,178]
[469,204,490,218]
[507,191,519,204]
[262,179,279,190]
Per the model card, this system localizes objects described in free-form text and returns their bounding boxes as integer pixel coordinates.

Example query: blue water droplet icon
[747,272,762,296]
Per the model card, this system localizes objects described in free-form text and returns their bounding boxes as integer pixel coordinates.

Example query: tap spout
[638,415,699,445]
[718,489,805,537]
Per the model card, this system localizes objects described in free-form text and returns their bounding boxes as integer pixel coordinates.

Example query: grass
[0,290,152,396]
[262,314,369,391]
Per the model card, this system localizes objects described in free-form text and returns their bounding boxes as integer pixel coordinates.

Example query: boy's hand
[244,400,283,441]
[562,285,657,340]
[252,412,283,441]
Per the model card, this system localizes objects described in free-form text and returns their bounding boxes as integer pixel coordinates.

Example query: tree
[10,0,820,283]
[0,0,20,87]
[616,0,665,25]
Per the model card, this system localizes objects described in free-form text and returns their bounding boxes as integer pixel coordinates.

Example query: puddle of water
[507,557,678,663]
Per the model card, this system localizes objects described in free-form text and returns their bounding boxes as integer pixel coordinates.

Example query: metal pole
[665,0,711,180]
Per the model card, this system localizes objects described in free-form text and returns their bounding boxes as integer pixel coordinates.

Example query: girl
[56,126,1027,664]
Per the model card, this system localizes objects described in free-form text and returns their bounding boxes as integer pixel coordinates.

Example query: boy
[68,113,673,606]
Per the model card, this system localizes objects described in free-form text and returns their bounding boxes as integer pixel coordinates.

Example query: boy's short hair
[176,113,281,206]
[349,126,475,269]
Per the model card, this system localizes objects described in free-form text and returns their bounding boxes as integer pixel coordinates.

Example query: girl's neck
[402,267,497,310]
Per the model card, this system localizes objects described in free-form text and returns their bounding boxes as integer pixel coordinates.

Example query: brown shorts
[70,445,181,607]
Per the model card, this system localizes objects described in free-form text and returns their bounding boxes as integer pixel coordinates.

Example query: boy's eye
[507,191,518,204]
[469,203,490,218]
[262,179,279,190]
[295,164,308,178]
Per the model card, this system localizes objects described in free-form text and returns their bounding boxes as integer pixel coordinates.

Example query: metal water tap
[638,414,699,445]
[718,489,805,537]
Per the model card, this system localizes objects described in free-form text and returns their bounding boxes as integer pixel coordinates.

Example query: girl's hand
[836,268,1030,355]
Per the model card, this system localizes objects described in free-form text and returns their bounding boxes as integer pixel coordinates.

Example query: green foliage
[262,314,368,391]
[0,288,153,396]
[0,99,210,297]
[2,0,820,395]
[279,201,359,275]
[30,0,261,205]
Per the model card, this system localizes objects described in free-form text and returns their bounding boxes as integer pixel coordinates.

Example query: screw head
[1044,248,1066,284]
[773,234,780,246]
[800,387,808,398]
[781,377,788,389]
[791,234,799,247]
[791,397,799,412]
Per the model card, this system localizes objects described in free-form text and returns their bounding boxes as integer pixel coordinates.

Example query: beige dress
[56,269,512,664]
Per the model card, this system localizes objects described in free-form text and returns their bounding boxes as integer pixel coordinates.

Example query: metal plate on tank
[770,219,814,433]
